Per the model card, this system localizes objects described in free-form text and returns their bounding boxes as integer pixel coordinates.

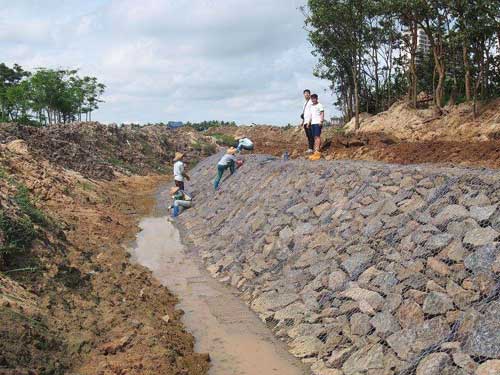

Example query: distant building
[167,121,183,128]
[402,28,431,65]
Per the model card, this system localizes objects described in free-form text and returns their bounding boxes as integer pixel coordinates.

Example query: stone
[251,291,298,313]
[387,328,416,360]
[463,227,499,247]
[161,314,170,323]
[427,257,450,275]
[465,301,500,358]
[469,205,497,222]
[313,202,331,217]
[423,292,454,315]
[416,352,450,375]
[425,233,453,251]
[370,311,401,338]
[274,302,307,321]
[327,347,354,367]
[396,301,424,329]
[342,344,385,375]
[452,352,477,372]
[446,241,467,262]
[341,250,375,278]
[340,287,384,311]
[289,335,323,358]
[476,360,500,375]
[350,312,372,336]
[328,270,348,291]
[310,360,343,375]
[432,205,469,227]
[464,244,498,274]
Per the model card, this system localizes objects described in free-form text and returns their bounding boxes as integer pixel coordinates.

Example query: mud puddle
[129,216,307,375]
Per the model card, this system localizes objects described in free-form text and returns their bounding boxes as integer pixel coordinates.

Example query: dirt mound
[0,140,209,374]
[0,122,216,180]
[345,99,500,142]
[208,111,500,169]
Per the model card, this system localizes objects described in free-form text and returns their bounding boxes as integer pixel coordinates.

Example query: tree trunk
[463,45,471,101]
[352,65,360,130]
[409,22,418,108]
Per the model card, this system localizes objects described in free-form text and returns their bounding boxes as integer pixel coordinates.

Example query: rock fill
[178,154,500,374]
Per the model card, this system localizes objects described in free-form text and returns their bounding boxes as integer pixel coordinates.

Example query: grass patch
[14,185,51,228]
[211,133,237,147]
[0,210,36,268]
[78,180,95,192]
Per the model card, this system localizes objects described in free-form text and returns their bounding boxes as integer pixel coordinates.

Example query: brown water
[129,217,306,375]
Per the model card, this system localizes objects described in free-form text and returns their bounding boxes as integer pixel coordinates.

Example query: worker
[173,152,190,191]
[170,186,192,217]
[214,147,238,190]
[236,137,254,153]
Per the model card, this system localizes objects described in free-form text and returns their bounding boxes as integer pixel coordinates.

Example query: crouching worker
[214,147,238,190]
[236,137,254,153]
[170,186,192,217]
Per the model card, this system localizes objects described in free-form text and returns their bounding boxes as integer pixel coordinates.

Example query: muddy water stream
[129,216,306,375]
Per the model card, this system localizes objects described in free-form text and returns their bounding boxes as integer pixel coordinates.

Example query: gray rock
[470,205,497,222]
[432,205,469,226]
[465,301,500,358]
[370,311,401,337]
[416,352,451,375]
[464,244,499,274]
[289,335,323,358]
[251,291,298,313]
[342,343,385,375]
[423,292,454,315]
[341,249,375,278]
[350,312,372,336]
[463,227,499,247]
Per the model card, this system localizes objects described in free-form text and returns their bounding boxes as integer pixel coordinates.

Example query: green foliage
[185,120,237,131]
[14,185,51,228]
[0,211,36,259]
[210,133,237,147]
[0,63,105,126]
[304,0,500,120]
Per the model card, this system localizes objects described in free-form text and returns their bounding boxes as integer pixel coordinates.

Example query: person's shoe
[306,149,314,154]
[309,151,321,161]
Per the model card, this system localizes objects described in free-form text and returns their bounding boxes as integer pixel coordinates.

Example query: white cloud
[1,0,338,125]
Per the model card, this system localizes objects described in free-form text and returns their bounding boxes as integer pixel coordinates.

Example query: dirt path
[129,215,307,375]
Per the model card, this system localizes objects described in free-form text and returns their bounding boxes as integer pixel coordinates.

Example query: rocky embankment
[178,154,500,375]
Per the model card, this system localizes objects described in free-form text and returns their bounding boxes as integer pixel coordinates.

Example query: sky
[1,0,337,125]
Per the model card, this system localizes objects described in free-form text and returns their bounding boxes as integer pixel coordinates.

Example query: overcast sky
[1,0,337,125]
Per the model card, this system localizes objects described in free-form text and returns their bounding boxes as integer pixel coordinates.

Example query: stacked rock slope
[178,154,500,375]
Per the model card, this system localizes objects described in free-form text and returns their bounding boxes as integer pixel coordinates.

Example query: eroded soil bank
[129,189,307,375]
[1,139,210,375]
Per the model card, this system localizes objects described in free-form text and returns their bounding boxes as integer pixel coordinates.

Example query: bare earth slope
[0,126,211,374]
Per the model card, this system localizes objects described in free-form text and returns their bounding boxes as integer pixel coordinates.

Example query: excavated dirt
[0,138,210,374]
[206,100,500,169]
[208,125,500,170]
[0,122,216,180]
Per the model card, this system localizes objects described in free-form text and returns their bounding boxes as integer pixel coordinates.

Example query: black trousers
[175,180,185,190]
[304,125,314,150]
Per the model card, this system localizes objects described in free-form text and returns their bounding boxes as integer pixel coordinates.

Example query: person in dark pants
[301,89,314,153]
[214,147,237,190]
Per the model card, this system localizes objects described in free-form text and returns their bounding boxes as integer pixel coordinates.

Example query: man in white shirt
[301,89,314,153]
[173,152,189,190]
[306,94,325,161]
